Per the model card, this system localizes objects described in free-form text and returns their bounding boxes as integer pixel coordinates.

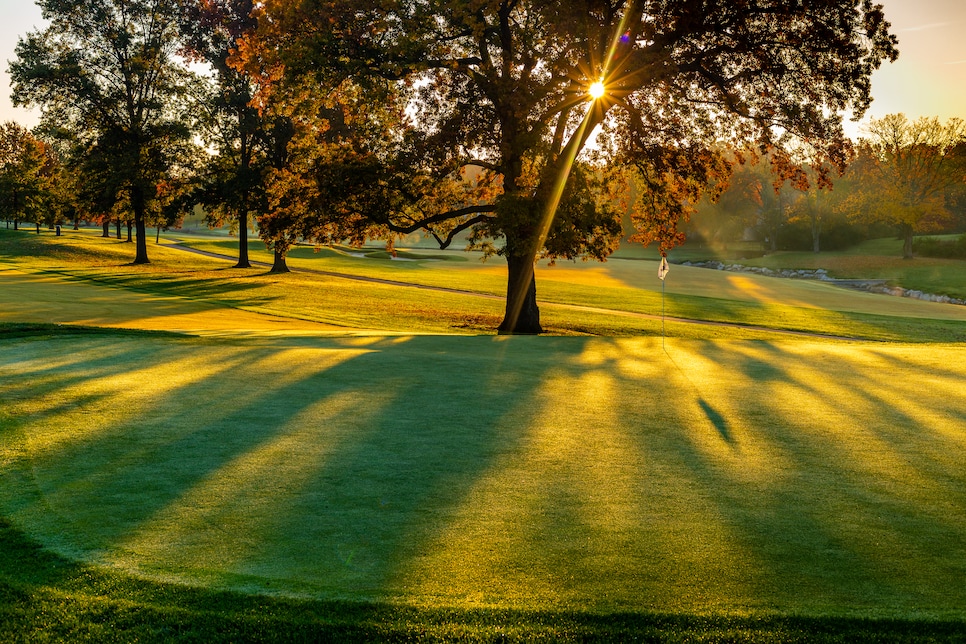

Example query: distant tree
[180,0,268,268]
[689,149,828,253]
[10,0,198,264]
[254,85,403,273]
[0,122,60,230]
[852,114,966,258]
[782,153,865,253]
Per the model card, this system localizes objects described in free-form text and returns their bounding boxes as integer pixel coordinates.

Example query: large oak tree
[240,0,896,333]
[10,0,197,264]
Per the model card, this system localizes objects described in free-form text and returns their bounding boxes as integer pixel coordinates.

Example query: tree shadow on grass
[657,339,966,614]
[1,334,575,602]
[4,333,966,622]
[697,398,733,443]
[6,518,966,642]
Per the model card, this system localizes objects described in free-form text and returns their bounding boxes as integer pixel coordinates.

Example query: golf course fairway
[2,229,966,640]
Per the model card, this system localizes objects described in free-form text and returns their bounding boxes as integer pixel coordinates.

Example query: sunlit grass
[3,231,966,639]
[737,241,966,300]
[2,331,965,624]
[4,227,965,341]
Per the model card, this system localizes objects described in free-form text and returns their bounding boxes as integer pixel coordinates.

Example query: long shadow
[5,331,966,619]
[10,342,336,540]
[0,335,187,430]
[215,335,578,595]
[697,398,733,443]
[658,339,966,613]
[6,517,966,642]
[2,332,573,603]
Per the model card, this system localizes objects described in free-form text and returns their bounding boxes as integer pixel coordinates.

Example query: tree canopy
[237,0,898,333]
[851,114,966,258]
[0,121,61,229]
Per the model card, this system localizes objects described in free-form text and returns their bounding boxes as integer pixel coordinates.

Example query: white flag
[658,256,669,281]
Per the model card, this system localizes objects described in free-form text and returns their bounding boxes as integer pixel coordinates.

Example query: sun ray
[503,1,634,331]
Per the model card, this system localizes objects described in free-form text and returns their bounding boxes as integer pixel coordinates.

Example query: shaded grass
[3,334,966,612]
[3,517,965,643]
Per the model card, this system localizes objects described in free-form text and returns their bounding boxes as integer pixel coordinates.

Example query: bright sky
[2,0,966,137]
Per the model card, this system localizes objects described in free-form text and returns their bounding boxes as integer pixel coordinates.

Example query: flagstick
[658,254,668,351]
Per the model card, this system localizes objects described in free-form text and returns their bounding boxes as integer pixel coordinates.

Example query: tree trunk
[270,247,290,273]
[102,220,110,237]
[235,211,252,268]
[811,214,821,253]
[498,252,542,335]
[236,130,253,269]
[902,224,914,259]
[131,187,150,264]
[134,218,149,263]
[115,219,121,239]
[126,221,133,243]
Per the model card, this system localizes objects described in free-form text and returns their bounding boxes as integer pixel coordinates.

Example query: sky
[2,0,966,138]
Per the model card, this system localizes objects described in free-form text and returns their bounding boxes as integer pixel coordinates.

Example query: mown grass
[6,514,964,644]
[2,227,966,641]
[4,227,964,341]
[2,328,966,641]
[728,239,966,300]
[3,518,965,643]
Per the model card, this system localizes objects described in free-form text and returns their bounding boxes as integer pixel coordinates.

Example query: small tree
[0,122,60,230]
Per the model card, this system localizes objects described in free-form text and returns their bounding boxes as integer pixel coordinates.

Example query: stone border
[680,260,965,306]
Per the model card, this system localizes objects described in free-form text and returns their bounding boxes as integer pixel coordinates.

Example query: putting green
[2,331,964,618]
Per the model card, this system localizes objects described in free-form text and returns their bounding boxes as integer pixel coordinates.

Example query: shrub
[913,234,966,259]
[778,221,866,252]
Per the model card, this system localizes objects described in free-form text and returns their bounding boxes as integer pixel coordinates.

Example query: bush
[913,234,966,259]
[778,221,866,252]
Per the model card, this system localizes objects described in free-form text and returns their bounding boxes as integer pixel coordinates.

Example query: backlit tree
[852,114,966,258]
[238,0,897,333]
[10,0,198,264]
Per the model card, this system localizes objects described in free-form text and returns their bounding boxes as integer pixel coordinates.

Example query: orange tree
[236,0,897,334]
[0,122,61,231]
[851,114,966,259]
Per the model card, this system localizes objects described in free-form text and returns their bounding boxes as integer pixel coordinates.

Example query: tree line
[686,116,966,258]
[6,0,947,334]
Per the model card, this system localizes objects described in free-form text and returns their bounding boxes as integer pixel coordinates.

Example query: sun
[588,80,606,100]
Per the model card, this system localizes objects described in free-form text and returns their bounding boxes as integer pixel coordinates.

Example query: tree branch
[385,204,495,235]
[430,213,492,249]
